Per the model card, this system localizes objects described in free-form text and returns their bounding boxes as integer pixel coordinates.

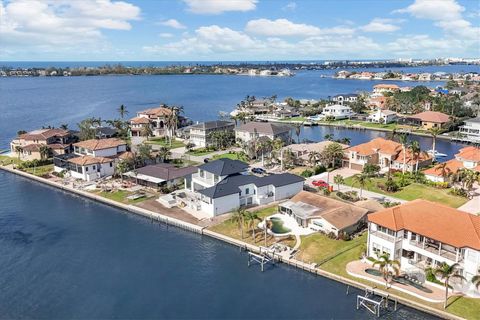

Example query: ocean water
[0,171,437,319]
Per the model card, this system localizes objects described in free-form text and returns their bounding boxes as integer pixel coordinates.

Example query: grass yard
[97,190,154,204]
[209,205,296,248]
[297,232,367,266]
[343,176,468,208]
[0,155,22,166]
[187,148,215,156]
[212,152,249,162]
[23,164,54,176]
[146,138,185,149]
[446,296,480,320]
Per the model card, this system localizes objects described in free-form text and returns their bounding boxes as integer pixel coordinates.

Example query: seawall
[0,165,465,320]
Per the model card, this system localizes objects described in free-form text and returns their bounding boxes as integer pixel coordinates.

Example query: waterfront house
[459,117,480,143]
[129,106,187,138]
[367,110,397,124]
[10,128,74,161]
[373,84,400,94]
[279,191,368,236]
[367,200,480,291]
[331,94,358,105]
[235,122,292,144]
[179,158,304,217]
[53,138,128,181]
[424,146,480,182]
[367,96,387,110]
[401,111,450,129]
[188,121,235,148]
[321,104,354,120]
[123,163,197,189]
[345,138,432,172]
[283,141,349,166]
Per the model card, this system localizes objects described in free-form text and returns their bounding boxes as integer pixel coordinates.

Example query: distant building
[367,96,387,110]
[367,200,480,293]
[459,117,480,143]
[373,84,400,94]
[331,94,358,105]
[367,110,397,124]
[10,128,73,161]
[188,121,235,148]
[401,111,450,129]
[235,122,292,144]
[129,106,187,138]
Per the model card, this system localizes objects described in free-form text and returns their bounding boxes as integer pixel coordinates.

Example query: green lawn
[297,233,367,266]
[97,190,154,204]
[209,205,296,248]
[343,176,468,208]
[145,138,185,149]
[0,155,22,166]
[212,151,249,162]
[23,164,54,176]
[447,296,480,320]
[187,148,215,156]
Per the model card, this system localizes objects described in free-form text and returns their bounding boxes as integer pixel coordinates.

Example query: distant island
[1,58,479,78]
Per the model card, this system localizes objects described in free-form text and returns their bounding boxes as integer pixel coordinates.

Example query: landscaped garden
[343,175,468,208]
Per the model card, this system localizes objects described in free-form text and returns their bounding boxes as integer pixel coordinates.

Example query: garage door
[350,163,364,171]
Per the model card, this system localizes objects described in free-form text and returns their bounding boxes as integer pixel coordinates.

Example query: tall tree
[334,174,344,191]
[141,125,153,141]
[245,211,260,242]
[398,134,408,174]
[408,140,421,173]
[294,123,302,143]
[433,263,465,309]
[38,145,50,160]
[232,208,247,239]
[372,253,400,288]
[428,127,443,162]
[117,104,129,119]
[353,173,370,198]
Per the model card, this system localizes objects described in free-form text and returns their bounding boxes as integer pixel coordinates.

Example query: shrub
[362,164,380,177]
[300,169,314,177]
[449,187,468,198]
[336,190,360,202]
[327,232,336,239]
[321,187,331,196]
[313,165,326,175]
[382,200,401,208]
[385,177,399,192]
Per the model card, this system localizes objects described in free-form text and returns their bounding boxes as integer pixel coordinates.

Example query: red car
[312,180,329,188]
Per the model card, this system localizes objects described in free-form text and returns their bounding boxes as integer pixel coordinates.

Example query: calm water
[0,171,437,319]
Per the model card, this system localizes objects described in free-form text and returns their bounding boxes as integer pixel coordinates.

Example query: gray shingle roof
[134,163,197,181]
[197,173,304,199]
[235,122,291,135]
[199,158,249,176]
[189,120,234,130]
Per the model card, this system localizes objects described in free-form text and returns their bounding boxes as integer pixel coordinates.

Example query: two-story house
[10,128,73,161]
[424,146,480,182]
[367,200,480,293]
[179,159,304,217]
[129,106,187,138]
[320,104,354,120]
[331,94,358,106]
[367,110,397,124]
[459,117,480,143]
[345,138,432,172]
[235,122,292,144]
[188,121,235,148]
[53,138,128,181]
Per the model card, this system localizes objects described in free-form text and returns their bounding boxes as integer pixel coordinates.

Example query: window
[110,162,113,167]
[93,165,96,170]
[245,188,249,195]
[85,166,89,172]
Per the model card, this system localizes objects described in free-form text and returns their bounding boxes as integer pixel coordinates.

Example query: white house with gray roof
[180,158,304,217]
[235,121,292,144]
[188,120,235,148]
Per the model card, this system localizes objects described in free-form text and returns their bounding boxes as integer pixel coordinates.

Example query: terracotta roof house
[424,146,480,182]
[130,106,188,138]
[235,122,292,144]
[367,199,480,291]
[373,84,400,94]
[10,128,74,161]
[284,141,349,166]
[73,138,127,156]
[279,191,368,236]
[402,111,451,129]
[345,137,432,172]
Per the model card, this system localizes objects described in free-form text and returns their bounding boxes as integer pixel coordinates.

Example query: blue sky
[1,0,479,61]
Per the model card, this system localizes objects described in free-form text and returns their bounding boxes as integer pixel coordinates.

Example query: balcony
[409,241,461,262]
[370,230,398,242]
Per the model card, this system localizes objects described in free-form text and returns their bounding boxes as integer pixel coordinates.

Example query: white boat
[427,149,448,157]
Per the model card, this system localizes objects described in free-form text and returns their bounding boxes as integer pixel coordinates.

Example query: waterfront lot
[94,190,156,204]
[343,176,468,208]
[146,138,185,149]
[212,151,248,162]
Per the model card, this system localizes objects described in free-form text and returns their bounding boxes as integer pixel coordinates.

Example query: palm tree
[294,123,302,143]
[353,173,370,198]
[471,274,480,291]
[435,162,451,182]
[324,133,334,141]
[322,142,345,169]
[157,146,171,163]
[60,124,69,130]
[141,125,153,141]
[117,104,128,119]
[455,169,479,193]
[263,218,273,246]
[14,146,23,160]
[245,211,260,242]
[231,208,247,239]
[408,140,421,173]
[334,174,344,191]
[399,134,408,174]
[433,262,465,309]
[38,145,50,160]
[428,127,442,162]
[308,151,321,168]
[372,253,400,288]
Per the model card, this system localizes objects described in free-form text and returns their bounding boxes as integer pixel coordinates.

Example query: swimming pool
[269,217,292,235]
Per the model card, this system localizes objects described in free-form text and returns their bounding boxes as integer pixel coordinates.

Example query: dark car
[251,167,266,175]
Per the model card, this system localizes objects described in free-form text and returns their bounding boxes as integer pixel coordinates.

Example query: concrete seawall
[0,165,465,320]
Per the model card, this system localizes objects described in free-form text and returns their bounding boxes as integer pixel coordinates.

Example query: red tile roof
[130,117,150,124]
[68,156,113,166]
[348,138,402,156]
[19,128,70,141]
[411,111,450,123]
[456,146,480,162]
[368,199,480,250]
[74,138,126,151]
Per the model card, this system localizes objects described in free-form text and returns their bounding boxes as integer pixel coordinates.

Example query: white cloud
[0,0,140,56]
[183,0,257,14]
[159,33,174,38]
[282,2,297,11]
[396,0,480,40]
[159,19,186,29]
[245,18,355,37]
[360,18,401,33]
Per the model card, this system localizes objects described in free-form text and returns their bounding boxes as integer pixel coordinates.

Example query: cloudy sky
[0,0,479,61]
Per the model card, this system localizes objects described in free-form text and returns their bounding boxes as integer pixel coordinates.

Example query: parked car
[251,167,266,175]
[312,180,329,188]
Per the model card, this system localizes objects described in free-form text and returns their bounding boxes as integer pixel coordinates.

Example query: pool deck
[347,260,453,303]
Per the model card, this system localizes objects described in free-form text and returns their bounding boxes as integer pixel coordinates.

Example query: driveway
[458,183,480,214]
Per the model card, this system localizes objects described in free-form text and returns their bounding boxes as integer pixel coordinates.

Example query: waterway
[0,171,437,319]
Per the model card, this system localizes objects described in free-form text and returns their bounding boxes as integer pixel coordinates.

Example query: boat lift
[356,287,397,317]
[247,247,277,272]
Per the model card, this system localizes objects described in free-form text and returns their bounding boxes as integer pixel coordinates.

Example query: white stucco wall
[273,182,303,201]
